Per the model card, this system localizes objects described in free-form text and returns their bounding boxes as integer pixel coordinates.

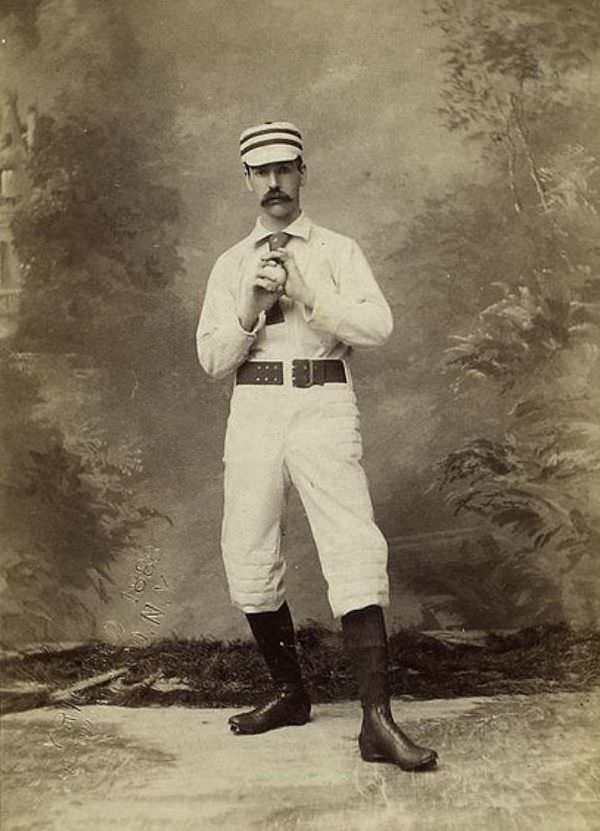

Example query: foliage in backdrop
[0,0,191,643]
[402,0,600,625]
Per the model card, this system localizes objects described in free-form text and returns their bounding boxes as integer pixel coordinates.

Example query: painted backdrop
[1,0,599,645]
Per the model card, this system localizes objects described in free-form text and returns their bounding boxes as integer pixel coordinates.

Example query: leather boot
[341,605,438,770]
[228,602,311,734]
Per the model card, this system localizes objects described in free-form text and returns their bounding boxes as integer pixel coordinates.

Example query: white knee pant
[220,381,389,618]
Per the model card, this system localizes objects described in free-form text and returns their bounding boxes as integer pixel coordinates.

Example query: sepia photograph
[1,1,599,829]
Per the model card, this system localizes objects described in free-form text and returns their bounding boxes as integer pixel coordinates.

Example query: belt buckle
[291,359,325,387]
[292,359,313,388]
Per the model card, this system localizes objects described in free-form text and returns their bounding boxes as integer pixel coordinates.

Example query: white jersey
[196,213,393,380]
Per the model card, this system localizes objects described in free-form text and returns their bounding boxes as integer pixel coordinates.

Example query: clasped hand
[237,249,315,331]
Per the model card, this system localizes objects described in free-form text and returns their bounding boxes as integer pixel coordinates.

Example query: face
[245,159,306,223]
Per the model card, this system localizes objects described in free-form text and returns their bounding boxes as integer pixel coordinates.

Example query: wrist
[238,313,258,332]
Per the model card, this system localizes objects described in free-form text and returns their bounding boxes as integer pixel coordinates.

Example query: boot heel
[358,732,382,762]
[288,710,310,726]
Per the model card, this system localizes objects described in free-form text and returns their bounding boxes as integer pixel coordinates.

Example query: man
[196,121,437,770]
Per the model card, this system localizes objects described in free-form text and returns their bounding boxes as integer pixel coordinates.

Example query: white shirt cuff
[237,310,266,337]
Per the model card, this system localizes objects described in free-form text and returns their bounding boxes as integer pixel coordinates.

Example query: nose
[267,170,279,188]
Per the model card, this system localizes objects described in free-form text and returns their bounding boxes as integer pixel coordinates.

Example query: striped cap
[240,121,303,167]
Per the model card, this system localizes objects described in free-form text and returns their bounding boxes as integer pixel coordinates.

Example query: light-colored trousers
[221,379,389,618]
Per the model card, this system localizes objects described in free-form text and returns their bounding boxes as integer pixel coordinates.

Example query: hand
[237,261,287,331]
[267,249,315,310]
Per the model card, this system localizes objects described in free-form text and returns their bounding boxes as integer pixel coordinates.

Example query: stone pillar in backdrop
[0,91,33,339]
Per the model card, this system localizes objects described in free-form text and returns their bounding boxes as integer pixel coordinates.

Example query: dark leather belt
[236,359,347,388]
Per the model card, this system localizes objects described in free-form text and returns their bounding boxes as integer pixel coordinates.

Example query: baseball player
[196,121,437,770]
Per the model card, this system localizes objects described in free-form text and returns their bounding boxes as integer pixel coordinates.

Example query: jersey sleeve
[196,254,265,379]
[304,238,393,347]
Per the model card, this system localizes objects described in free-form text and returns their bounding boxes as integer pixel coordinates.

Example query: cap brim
[242,144,301,167]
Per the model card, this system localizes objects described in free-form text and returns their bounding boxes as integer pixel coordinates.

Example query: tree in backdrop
[0,348,168,643]
[0,1,192,644]
[412,0,600,624]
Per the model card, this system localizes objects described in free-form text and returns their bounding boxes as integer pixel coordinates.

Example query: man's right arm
[196,256,264,380]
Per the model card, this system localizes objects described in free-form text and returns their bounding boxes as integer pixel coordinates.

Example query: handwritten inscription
[104,545,172,646]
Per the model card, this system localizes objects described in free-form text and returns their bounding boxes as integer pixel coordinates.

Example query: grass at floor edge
[1,623,599,713]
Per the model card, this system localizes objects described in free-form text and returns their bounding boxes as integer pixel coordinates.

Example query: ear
[243,168,254,192]
[299,162,307,187]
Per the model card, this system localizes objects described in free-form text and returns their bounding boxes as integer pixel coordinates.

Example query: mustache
[261,191,291,205]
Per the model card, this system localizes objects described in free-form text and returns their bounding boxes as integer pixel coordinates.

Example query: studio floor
[2,690,599,830]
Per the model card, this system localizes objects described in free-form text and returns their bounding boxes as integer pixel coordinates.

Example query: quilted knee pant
[220,382,389,618]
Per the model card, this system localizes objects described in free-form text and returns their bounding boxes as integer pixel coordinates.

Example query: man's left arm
[276,239,393,347]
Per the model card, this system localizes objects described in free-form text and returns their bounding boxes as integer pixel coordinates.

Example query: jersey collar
[249,212,312,246]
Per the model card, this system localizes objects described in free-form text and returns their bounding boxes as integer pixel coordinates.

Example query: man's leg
[221,388,310,734]
[221,388,290,614]
[287,387,437,768]
[285,388,389,617]
[341,605,437,770]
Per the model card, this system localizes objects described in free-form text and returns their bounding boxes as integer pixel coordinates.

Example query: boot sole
[360,745,438,771]
[229,713,311,735]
